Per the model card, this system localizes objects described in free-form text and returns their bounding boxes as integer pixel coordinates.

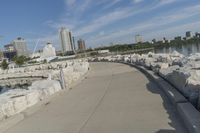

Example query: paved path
[5,62,187,133]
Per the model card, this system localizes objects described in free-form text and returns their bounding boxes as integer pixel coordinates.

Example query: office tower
[162,37,167,43]
[195,32,200,38]
[174,36,182,41]
[4,44,15,52]
[77,39,86,51]
[186,31,192,40]
[12,37,29,57]
[59,27,73,53]
[72,37,76,51]
[135,34,143,43]
[152,39,156,44]
[3,44,17,60]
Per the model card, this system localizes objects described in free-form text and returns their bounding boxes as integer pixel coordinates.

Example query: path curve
[5,62,187,133]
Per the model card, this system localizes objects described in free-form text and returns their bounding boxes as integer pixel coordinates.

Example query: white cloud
[74,8,136,36]
[77,0,93,12]
[100,0,122,10]
[149,0,179,10]
[133,0,143,4]
[45,20,76,30]
[40,0,200,48]
[157,0,178,6]
[65,0,76,7]
[86,3,200,46]
[73,0,183,37]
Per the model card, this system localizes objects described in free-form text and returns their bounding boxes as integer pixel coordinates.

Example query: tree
[1,60,8,70]
[13,56,27,66]
[43,59,47,64]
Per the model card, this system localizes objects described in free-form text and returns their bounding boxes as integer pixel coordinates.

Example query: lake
[155,43,200,56]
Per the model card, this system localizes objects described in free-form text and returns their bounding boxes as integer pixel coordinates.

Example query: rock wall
[89,52,200,111]
[0,59,89,120]
[0,59,89,87]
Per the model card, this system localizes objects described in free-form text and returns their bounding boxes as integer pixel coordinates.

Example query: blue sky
[0,0,200,51]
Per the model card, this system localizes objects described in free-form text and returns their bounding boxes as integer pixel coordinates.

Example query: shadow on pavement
[146,81,186,133]
[126,64,188,133]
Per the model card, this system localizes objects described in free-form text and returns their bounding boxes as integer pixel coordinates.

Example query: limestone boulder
[159,65,180,79]
[188,53,200,61]
[150,62,169,73]
[143,58,157,69]
[29,79,62,100]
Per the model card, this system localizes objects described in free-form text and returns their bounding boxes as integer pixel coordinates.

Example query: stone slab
[177,102,200,133]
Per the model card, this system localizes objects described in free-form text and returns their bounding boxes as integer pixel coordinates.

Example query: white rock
[29,79,62,99]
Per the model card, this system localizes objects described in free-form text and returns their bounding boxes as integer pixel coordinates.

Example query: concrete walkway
[5,62,187,133]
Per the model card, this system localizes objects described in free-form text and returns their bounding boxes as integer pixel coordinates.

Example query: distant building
[34,42,57,62]
[195,32,200,38]
[59,27,73,53]
[4,44,15,52]
[77,39,86,51]
[56,50,63,56]
[72,37,76,51]
[3,51,17,61]
[31,51,41,58]
[12,37,29,57]
[3,44,17,60]
[162,37,167,43]
[41,42,56,59]
[186,31,192,40]
[135,34,143,43]
[152,39,156,44]
[174,36,182,41]
[98,50,110,54]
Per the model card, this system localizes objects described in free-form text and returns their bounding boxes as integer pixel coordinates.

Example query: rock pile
[0,59,89,87]
[89,52,200,110]
[0,59,89,120]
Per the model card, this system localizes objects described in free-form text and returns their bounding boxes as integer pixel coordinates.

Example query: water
[155,43,200,56]
[0,85,29,94]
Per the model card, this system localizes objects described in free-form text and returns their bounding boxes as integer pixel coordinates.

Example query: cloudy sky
[0,0,200,51]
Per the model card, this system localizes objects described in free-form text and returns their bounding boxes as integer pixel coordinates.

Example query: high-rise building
[12,37,29,57]
[152,39,156,44]
[174,36,182,41]
[3,44,17,60]
[135,34,143,43]
[4,44,15,52]
[59,27,73,53]
[77,39,86,51]
[72,37,76,51]
[186,31,192,40]
[162,37,167,43]
[195,32,200,38]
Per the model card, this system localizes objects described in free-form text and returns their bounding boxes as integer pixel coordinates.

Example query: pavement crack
[77,70,114,133]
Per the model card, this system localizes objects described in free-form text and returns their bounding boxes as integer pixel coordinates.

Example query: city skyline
[0,0,200,51]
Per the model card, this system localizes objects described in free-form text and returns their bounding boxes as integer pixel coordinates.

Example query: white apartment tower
[135,34,143,43]
[59,27,73,53]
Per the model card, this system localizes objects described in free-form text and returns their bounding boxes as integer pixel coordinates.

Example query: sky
[0,0,200,52]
